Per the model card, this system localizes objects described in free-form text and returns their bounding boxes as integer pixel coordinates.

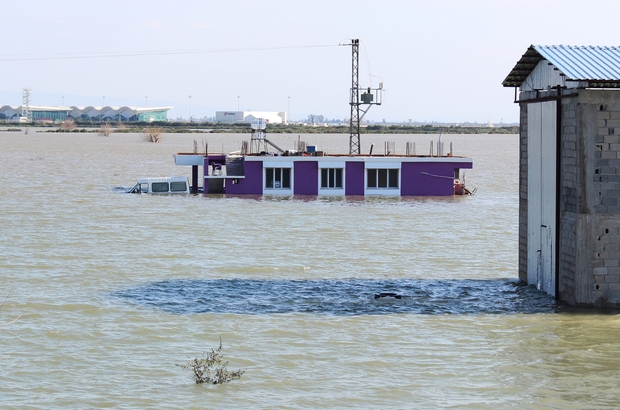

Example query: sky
[3,0,620,124]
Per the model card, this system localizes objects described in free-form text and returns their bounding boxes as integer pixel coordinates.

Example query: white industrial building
[215,111,287,124]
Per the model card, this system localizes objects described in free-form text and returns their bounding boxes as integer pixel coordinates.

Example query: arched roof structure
[0,105,172,122]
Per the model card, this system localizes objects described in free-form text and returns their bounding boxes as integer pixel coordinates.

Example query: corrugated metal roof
[502,45,620,87]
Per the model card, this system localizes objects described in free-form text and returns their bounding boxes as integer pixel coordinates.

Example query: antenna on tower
[22,88,31,122]
[345,39,383,155]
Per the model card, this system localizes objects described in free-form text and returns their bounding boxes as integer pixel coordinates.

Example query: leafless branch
[0,290,21,327]
[60,118,77,131]
[177,337,245,384]
[0,315,22,327]
[143,127,162,142]
[98,122,114,136]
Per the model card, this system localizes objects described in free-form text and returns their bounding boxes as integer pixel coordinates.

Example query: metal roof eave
[502,45,544,87]
[503,44,620,88]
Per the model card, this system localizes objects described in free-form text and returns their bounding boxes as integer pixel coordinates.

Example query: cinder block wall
[577,90,620,306]
[559,96,579,305]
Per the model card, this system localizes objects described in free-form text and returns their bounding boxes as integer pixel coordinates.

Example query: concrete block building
[503,45,620,306]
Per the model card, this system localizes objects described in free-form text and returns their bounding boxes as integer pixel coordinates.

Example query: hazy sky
[3,0,620,123]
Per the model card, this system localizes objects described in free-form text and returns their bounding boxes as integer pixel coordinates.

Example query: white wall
[215,111,285,123]
[521,61,565,91]
[527,101,557,296]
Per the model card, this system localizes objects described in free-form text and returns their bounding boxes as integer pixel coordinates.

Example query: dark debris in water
[112,278,557,316]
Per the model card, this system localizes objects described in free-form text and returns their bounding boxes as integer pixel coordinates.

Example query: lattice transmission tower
[346,39,383,155]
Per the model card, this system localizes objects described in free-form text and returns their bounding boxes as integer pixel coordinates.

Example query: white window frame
[264,167,293,194]
[365,165,400,196]
[320,168,343,189]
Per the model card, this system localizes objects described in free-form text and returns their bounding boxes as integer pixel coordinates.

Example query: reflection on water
[114,278,556,315]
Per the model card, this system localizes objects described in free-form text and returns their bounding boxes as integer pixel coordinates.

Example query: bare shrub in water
[60,118,77,131]
[143,127,162,142]
[177,338,245,384]
[98,122,114,136]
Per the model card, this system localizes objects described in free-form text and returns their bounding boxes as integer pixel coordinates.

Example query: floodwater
[1,130,620,409]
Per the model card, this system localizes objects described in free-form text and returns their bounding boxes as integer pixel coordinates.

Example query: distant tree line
[29,120,519,135]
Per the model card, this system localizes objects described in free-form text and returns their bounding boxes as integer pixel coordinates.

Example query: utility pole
[346,39,383,155]
[349,39,360,155]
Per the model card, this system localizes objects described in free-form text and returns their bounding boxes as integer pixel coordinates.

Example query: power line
[0,44,339,62]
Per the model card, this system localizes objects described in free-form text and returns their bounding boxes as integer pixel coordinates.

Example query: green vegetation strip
[21,121,518,135]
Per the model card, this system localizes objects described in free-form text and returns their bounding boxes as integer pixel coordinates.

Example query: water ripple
[112,278,556,315]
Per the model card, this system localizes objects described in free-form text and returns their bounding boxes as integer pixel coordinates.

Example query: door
[527,101,556,296]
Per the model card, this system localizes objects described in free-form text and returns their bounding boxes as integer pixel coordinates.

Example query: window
[367,169,398,188]
[265,168,291,189]
[152,182,169,192]
[321,168,343,188]
[170,181,187,192]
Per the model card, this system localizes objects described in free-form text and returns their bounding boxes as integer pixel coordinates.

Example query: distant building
[215,110,287,124]
[0,105,172,122]
[0,105,70,122]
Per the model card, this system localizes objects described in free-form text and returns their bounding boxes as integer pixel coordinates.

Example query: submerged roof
[503,45,620,87]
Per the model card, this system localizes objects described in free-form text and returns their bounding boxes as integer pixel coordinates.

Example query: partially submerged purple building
[174,147,473,197]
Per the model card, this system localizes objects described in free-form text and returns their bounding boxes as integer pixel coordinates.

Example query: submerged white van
[129,176,190,194]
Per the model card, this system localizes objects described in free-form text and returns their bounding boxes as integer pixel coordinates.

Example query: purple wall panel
[345,162,365,195]
[294,161,318,195]
[209,157,472,196]
[401,161,472,196]
[224,160,264,195]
